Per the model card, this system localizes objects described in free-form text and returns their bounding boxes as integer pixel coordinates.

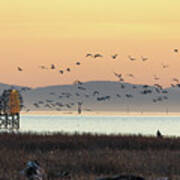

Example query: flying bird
[173,78,179,83]
[94,54,103,58]
[86,53,93,57]
[75,92,80,96]
[153,75,160,81]
[143,85,149,88]
[59,70,64,74]
[125,94,133,98]
[157,96,163,101]
[128,55,136,61]
[119,78,124,82]
[127,73,134,78]
[116,94,121,98]
[66,68,71,72]
[171,84,176,88]
[51,64,55,69]
[76,62,80,65]
[162,64,169,69]
[176,84,180,88]
[141,89,152,95]
[174,49,178,53]
[141,56,148,61]
[73,80,83,85]
[163,96,168,100]
[78,86,86,91]
[162,90,168,94]
[120,84,125,89]
[33,103,40,108]
[93,90,100,96]
[155,87,160,93]
[112,54,118,59]
[113,72,124,82]
[97,96,111,101]
[17,67,23,71]
[154,83,163,89]
[39,65,48,70]
[113,72,122,78]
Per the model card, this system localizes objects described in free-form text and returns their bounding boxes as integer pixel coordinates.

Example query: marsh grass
[0,132,180,179]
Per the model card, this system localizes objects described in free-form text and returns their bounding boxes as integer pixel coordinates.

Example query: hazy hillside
[1,81,180,113]
[0,82,29,94]
[16,81,180,113]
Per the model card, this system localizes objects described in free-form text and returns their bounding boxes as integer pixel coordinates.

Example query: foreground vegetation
[0,132,180,179]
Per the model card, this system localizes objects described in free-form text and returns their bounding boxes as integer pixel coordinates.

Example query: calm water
[19,115,180,136]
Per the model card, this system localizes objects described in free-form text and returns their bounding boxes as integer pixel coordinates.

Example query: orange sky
[1,0,180,87]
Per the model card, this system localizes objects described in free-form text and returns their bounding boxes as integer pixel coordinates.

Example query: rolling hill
[15,81,180,113]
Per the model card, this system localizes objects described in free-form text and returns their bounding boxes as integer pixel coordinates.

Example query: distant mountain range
[1,81,180,113]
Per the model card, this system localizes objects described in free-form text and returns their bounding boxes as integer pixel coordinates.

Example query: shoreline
[21,110,180,117]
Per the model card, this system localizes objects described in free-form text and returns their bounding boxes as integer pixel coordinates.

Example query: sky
[1,0,180,87]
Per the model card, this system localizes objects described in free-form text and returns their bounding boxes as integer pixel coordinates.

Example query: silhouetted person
[156,130,163,138]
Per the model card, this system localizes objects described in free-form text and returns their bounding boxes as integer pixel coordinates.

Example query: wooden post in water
[78,102,82,114]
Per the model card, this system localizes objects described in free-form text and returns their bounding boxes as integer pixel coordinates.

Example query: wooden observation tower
[0,89,23,130]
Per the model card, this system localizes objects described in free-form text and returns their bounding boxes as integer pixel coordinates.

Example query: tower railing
[0,113,20,130]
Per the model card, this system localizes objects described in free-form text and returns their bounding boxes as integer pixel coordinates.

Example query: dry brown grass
[0,132,180,180]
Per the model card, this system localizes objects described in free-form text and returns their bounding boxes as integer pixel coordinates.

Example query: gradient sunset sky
[1,0,180,87]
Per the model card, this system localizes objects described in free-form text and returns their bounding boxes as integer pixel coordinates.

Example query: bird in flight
[126,94,133,98]
[17,67,23,71]
[113,72,122,78]
[66,68,71,72]
[162,64,169,69]
[86,53,93,57]
[141,56,148,61]
[171,84,176,88]
[174,49,178,53]
[173,78,179,83]
[113,72,124,81]
[127,73,134,78]
[154,83,163,90]
[51,64,55,69]
[153,75,160,81]
[94,54,103,58]
[128,55,136,61]
[59,70,64,74]
[39,65,48,70]
[76,62,80,65]
[112,54,118,59]
[73,80,83,85]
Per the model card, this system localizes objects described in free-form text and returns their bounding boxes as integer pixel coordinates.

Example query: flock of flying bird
[17,48,179,74]
[16,52,152,75]
[16,48,180,112]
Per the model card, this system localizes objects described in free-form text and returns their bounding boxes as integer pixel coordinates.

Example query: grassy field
[0,132,180,180]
